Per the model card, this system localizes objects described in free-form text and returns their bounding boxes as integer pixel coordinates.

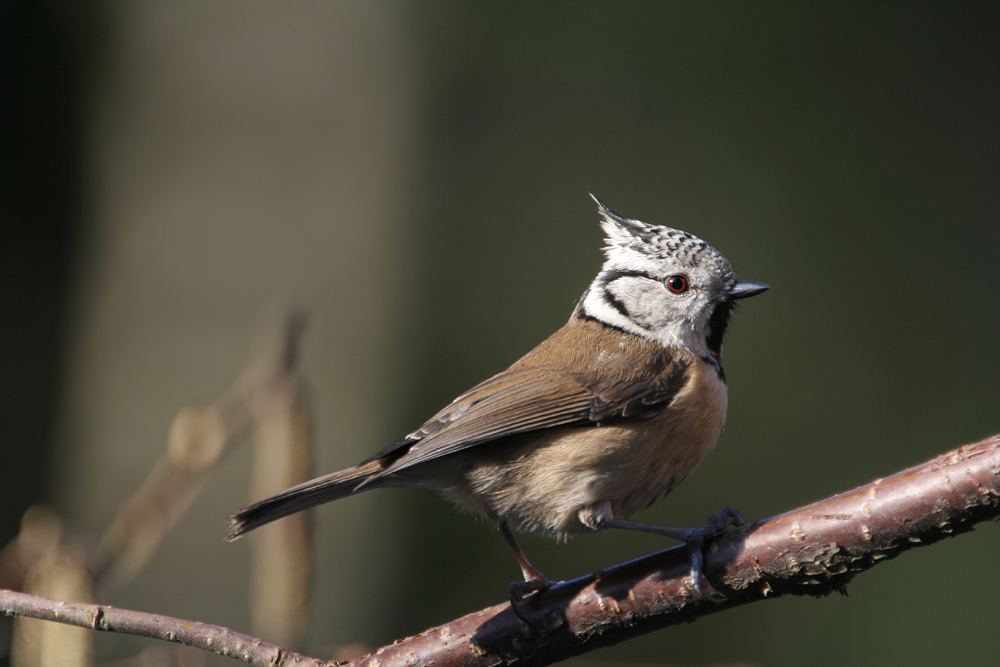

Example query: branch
[2,435,998,667]
[0,589,325,667]
[347,434,1000,667]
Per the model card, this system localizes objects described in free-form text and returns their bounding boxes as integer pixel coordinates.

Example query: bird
[227,195,768,614]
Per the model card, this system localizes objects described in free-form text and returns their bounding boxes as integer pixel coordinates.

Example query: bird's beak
[727,281,769,300]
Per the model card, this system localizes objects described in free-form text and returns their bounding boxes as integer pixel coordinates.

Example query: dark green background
[3,3,998,665]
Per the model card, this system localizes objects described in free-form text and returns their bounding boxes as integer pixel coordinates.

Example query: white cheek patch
[580,272,713,355]
[580,282,651,341]
[606,277,666,329]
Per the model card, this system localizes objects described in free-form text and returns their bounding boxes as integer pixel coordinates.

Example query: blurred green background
[2,2,998,665]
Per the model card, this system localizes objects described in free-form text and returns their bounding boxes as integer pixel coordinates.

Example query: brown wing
[367,316,692,478]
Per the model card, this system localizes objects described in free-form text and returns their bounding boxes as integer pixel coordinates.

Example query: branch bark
[2,435,998,667]
[0,589,324,667]
[348,434,1000,667]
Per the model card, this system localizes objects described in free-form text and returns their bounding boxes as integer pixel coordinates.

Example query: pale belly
[438,362,729,539]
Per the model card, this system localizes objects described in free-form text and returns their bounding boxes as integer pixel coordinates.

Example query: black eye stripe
[601,268,653,283]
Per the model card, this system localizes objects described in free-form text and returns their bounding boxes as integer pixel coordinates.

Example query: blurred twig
[246,311,313,648]
[3,434,998,667]
[0,307,314,665]
[9,507,94,667]
[91,308,310,593]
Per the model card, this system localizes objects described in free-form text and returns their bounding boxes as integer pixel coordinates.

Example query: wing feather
[373,343,690,477]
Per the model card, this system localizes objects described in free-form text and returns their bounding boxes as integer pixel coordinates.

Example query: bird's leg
[610,506,745,602]
[499,521,552,622]
[500,520,552,592]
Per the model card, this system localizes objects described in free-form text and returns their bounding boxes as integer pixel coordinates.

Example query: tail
[226,459,384,540]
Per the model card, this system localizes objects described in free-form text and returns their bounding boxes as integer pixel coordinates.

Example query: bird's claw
[508,577,553,623]
[682,506,745,603]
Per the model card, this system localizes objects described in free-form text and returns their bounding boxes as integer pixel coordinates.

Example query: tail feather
[226,459,384,540]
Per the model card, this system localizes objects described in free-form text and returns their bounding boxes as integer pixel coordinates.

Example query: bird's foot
[610,506,746,603]
[508,577,553,623]
[679,506,745,602]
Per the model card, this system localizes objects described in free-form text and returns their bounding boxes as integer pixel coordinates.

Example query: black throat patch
[704,300,734,379]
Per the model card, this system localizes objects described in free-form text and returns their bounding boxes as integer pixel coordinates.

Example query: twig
[2,435,998,667]
[0,589,326,667]
[247,310,314,648]
[91,309,308,591]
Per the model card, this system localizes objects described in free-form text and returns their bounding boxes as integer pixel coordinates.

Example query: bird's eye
[666,275,689,294]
